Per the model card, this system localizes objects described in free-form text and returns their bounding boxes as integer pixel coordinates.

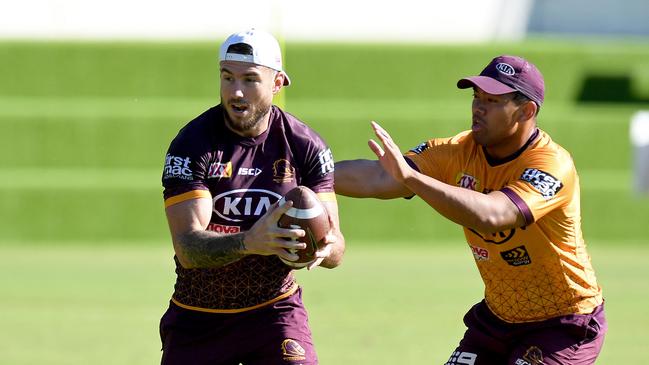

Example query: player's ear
[272,71,285,94]
[517,100,537,122]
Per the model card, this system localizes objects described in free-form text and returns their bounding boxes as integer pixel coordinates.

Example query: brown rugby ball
[277,186,330,269]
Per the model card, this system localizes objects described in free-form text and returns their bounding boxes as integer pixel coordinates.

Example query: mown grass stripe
[0,168,631,192]
[0,97,641,125]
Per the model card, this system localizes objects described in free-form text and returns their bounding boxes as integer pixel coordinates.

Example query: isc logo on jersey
[212,189,282,222]
[238,167,262,176]
[164,154,192,180]
[520,168,563,199]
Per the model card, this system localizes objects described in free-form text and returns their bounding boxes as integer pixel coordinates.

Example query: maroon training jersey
[162,105,336,313]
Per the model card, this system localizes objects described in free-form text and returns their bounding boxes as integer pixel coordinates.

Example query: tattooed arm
[165,197,308,269]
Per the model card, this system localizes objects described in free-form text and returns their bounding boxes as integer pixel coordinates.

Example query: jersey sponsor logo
[468,226,522,245]
[281,339,307,361]
[207,161,233,178]
[520,168,563,199]
[522,346,543,365]
[238,167,262,176]
[410,142,429,154]
[318,148,335,175]
[445,350,477,365]
[212,189,282,222]
[496,62,515,76]
[163,154,193,180]
[470,245,489,261]
[273,159,295,183]
[456,172,482,191]
[500,245,532,266]
[206,223,240,234]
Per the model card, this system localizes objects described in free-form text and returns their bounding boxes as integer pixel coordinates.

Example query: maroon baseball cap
[457,55,544,106]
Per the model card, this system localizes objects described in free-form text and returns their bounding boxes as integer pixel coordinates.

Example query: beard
[222,96,272,135]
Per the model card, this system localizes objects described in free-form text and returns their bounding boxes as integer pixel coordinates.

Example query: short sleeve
[161,130,211,206]
[404,135,461,182]
[298,139,335,196]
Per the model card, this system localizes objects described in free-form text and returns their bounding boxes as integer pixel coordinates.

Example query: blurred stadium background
[1,0,648,364]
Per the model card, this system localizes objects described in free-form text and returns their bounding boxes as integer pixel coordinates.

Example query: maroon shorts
[445,300,607,365]
[159,287,318,365]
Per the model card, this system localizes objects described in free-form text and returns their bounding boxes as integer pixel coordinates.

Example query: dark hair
[513,92,540,115]
[226,43,253,55]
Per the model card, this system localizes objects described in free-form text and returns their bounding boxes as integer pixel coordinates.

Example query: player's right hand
[241,200,307,261]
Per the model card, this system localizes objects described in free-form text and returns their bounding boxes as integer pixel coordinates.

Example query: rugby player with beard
[159,29,345,365]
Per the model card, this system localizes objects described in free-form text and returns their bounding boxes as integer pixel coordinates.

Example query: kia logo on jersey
[212,189,282,222]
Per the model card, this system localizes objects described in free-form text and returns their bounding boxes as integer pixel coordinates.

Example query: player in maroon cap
[336,55,606,364]
[159,29,346,365]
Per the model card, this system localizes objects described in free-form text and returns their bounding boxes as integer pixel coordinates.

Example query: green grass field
[0,244,647,364]
[1,40,648,364]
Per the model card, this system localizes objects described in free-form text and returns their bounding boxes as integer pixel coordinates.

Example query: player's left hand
[368,121,414,183]
[306,234,335,270]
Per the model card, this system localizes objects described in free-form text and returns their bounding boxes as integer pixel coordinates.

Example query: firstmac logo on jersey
[520,168,562,199]
[164,154,192,180]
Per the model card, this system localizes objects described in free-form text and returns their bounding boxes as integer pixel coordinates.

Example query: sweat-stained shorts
[159,287,318,365]
[444,300,607,365]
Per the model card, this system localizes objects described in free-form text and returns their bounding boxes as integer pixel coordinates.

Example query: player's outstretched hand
[368,121,414,183]
[242,200,307,262]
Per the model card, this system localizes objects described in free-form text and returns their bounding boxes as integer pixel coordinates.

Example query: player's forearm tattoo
[179,231,246,268]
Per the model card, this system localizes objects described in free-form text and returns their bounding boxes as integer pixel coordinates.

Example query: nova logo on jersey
[208,161,233,178]
[212,189,282,222]
[163,154,192,180]
[456,172,482,191]
[410,142,429,154]
[520,168,563,199]
[500,245,531,266]
[206,223,240,234]
[318,148,335,175]
[470,245,489,261]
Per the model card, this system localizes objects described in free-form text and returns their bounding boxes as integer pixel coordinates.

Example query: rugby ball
[277,186,330,269]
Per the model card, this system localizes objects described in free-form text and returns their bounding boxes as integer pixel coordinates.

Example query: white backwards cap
[219,29,290,86]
